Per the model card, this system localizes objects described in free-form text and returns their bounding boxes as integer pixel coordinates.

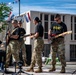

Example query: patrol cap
[34,17,39,22]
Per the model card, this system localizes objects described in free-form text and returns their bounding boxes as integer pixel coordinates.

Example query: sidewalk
[0,62,76,75]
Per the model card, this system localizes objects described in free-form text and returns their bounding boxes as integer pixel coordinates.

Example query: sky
[0,0,76,15]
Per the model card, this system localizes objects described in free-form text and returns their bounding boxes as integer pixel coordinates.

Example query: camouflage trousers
[30,37,44,68]
[19,40,26,63]
[51,38,66,67]
[6,40,20,65]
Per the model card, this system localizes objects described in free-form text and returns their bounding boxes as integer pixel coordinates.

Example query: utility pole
[19,0,20,16]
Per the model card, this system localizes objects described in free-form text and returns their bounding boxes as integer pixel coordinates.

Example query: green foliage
[0,3,12,32]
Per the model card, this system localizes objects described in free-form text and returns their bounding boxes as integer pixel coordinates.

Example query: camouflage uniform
[49,14,67,73]
[5,25,21,67]
[30,37,44,68]
[51,38,66,66]
[6,40,20,66]
[19,39,26,65]
[18,27,27,66]
[26,17,44,72]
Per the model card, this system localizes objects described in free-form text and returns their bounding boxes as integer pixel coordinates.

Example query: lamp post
[19,0,20,16]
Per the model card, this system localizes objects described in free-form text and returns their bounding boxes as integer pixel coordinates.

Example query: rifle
[49,31,72,44]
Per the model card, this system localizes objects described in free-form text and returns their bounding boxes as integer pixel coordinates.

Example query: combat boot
[49,65,56,72]
[34,67,42,73]
[26,67,34,72]
[60,66,65,73]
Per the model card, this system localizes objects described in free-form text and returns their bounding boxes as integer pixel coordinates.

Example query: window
[51,15,54,21]
[71,16,73,40]
[70,44,76,61]
[44,33,48,39]
[44,22,48,39]
[40,14,42,20]
[74,17,76,22]
[63,15,65,22]
[44,22,48,32]
[74,34,76,40]
[44,14,48,39]
[71,16,76,40]
[74,17,76,40]
[44,14,48,21]
[50,15,55,28]
[74,24,76,33]
[40,13,42,24]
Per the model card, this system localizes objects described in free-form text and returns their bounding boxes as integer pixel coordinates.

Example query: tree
[0,3,12,32]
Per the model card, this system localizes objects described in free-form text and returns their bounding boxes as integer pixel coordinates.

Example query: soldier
[48,14,67,73]
[18,21,27,66]
[5,20,20,68]
[26,17,44,73]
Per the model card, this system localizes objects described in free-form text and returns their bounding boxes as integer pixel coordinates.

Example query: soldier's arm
[48,29,51,35]
[30,32,39,39]
[48,29,52,40]
[10,35,19,39]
